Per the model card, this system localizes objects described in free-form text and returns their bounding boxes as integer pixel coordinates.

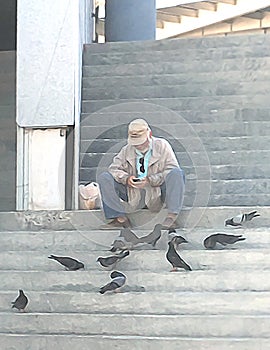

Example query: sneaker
[100,217,131,230]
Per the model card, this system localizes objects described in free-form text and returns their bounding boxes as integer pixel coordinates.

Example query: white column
[16,0,93,210]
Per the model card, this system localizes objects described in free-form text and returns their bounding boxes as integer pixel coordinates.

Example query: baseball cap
[128,119,150,146]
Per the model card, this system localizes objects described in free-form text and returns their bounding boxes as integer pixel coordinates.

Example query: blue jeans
[98,168,185,219]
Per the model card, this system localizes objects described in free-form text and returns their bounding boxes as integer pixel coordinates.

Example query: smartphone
[133,178,142,182]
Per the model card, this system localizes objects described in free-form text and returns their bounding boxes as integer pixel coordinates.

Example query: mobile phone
[133,178,142,182]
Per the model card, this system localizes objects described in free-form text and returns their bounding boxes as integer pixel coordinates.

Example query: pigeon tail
[237,237,246,242]
[117,250,130,259]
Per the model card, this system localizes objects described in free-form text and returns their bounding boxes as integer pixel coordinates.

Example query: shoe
[100,217,131,230]
[161,214,180,230]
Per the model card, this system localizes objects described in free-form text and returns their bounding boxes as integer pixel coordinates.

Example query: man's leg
[97,172,130,228]
[160,167,185,228]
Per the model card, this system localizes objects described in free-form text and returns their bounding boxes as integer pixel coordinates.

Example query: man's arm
[147,140,180,187]
[108,148,131,185]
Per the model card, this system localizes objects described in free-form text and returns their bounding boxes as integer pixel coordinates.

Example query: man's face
[135,138,150,152]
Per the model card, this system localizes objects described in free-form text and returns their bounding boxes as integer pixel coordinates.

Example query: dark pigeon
[97,250,130,269]
[225,210,260,227]
[204,233,246,249]
[119,228,142,246]
[48,255,84,270]
[168,228,188,247]
[138,224,163,247]
[99,271,126,294]
[166,241,192,272]
[170,235,188,247]
[11,289,28,312]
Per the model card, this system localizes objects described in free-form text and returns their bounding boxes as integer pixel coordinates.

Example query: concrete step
[180,178,270,197]
[81,150,270,167]
[81,94,270,114]
[80,135,270,153]
[83,44,270,66]
[80,163,270,181]
[81,108,270,124]
[82,81,270,100]
[80,121,270,140]
[0,227,268,251]
[204,194,270,207]
[83,70,270,90]
[84,33,270,54]
[1,290,270,314]
[0,333,269,350]
[4,269,270,293]
[2,269,270,293]
[1,313,270,338]
[0,247,269,272]
[0,208,268,231]
[83,68,270,88]
[82,56,270,77]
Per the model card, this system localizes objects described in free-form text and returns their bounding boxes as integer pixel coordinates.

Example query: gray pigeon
[97,250,130,269]
[225,210,260,227]
[110,237,132,252]
[166,241,192,272]
[11,289,28,312]
[203,233,246,249]
[119,228,142,246]
[48,255,84,270]
[138,224,163,247]
[99,271,126,294]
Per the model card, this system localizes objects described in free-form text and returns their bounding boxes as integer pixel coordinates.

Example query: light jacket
[108,137,181,211]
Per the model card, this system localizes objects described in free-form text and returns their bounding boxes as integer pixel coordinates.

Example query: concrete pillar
[16,0,93,210]
[105,0,156,42]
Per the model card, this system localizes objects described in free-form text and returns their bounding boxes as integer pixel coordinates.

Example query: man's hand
[127,176,149,188]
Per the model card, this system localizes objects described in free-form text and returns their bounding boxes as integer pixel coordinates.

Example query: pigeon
[48,255,84,270]
[168,229,188,247]
[170,235,188,247]
[97,250,130,269]
[203,233,246,249]
[11,290,28,312]
[99,271,126,294]
[110,237,133,252]
[166,241,192,272]
[138,224,163,247]
[119,228,142,246]
[225,210,260,227]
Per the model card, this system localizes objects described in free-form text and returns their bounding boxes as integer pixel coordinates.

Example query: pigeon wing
[246,210,260,221]
[99,281,120,294]
[120,228,141,245]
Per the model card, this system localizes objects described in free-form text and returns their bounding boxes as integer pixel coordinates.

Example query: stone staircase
[80,32,270,208]
[1,217,270,349]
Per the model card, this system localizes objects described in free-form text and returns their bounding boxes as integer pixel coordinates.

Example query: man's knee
[97,171,113,185]
[167,167,185,183]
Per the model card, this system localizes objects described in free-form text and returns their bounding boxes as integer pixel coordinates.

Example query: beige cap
[128,119,150,146]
